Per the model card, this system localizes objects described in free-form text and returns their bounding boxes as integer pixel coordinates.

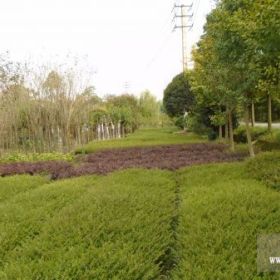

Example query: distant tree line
[0,56,165,153]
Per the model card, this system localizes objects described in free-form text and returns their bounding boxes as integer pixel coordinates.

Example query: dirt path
[0,143,246,179]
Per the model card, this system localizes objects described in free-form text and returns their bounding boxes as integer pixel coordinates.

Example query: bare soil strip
[0,144,246,179]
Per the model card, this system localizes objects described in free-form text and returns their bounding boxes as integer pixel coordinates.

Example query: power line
[192,0,201,29]
[145,4,176,70]
[145,31,174,69]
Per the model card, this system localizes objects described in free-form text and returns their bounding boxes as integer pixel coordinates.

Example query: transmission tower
[124,81,130,94]
[172,1,193,71]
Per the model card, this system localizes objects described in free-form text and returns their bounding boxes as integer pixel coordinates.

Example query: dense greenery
[247,152,280,190]
[0,0,279,278]
[75,128,205,154]
[163,72,194,119]
[0,158,279,278]
[233,126,268,143]
[188,0,280,156]
[0,170,177,279]
[172,163,280,280]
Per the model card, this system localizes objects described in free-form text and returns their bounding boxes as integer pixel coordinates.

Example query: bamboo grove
[0,58,163,153]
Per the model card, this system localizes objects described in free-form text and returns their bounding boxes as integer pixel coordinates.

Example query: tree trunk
[219,125,223,140]
[245,106,255,157]
[251,101,255,128]
[228,111,235,152]
[225,121,229,140]
[268,94,272,132]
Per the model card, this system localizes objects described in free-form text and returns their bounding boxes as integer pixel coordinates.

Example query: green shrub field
[0,162,279,279]
[172,163,280,280]
[0,170,177,279]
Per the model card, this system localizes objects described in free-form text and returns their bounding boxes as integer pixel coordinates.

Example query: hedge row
[172,163,280,280]
[0,170,176,279]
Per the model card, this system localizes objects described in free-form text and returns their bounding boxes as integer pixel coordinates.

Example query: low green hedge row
[0,152,74,163]
[0,170,176,279]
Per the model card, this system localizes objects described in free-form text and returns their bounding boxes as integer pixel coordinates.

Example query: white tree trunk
[111,123,115,139]
[97,124,101,141]
[117,122,121,138]
[101,123,105,140]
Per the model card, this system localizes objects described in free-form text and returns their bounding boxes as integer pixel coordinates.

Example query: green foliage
[0,155,279,278]
[192,0,280,154]
[106,94,141,132]
[0,152,74,163]
[0,170,176,279]
[138,90,162,127]
[233,126,267,143]
[163,72,194,118]
[254,129,280,151]
[247,152,280,190]
[186,113,212,136]
[75,128,205,154]
[0,175,49,203]
[174,116,187,130]
[172,163,280,279]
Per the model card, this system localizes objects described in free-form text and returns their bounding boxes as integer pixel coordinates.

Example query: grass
[75,127,205,154]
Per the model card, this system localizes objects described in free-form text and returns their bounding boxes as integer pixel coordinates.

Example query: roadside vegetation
[75,127,205,154]
[0,0,279,278]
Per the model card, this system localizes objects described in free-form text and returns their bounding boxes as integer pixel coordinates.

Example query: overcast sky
[0,0,213,99]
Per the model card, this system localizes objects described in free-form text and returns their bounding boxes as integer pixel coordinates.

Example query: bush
[0,152,74,163]
[186,114,211,136]
[255,130,280,151]
[174,116,187,129]
[246,152,280,190]
[233,126,267,143]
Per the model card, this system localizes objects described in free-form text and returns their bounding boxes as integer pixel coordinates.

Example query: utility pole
[172,1,193,71]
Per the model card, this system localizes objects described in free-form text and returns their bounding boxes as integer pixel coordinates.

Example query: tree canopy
[163,72,194,118]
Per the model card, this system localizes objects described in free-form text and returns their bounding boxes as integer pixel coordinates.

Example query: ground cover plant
[75,128,205,154]
[0,152,74,163]
[172,163,280,280]
[0,169,177,279]
[0,161,279,279]
[0,143,245,179]
[0,175,48,203]
[247,152,280,190]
